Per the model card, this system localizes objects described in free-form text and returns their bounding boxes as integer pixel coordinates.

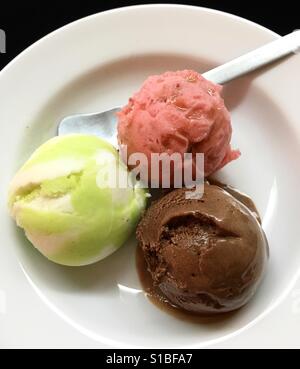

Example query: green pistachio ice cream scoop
[8,134,147,266]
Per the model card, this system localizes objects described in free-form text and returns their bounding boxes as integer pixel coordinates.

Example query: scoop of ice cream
[9,135,147,266]
[118,70,240,184]
[137,185,268,314]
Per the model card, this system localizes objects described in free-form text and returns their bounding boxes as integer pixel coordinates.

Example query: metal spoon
[58,30,300,147]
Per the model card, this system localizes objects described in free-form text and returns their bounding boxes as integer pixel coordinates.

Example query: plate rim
[0,4,280,79]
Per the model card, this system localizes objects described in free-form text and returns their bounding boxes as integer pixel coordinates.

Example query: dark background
[0,0,299,70]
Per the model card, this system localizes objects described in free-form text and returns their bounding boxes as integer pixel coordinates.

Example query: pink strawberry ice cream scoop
[117,70,240,183]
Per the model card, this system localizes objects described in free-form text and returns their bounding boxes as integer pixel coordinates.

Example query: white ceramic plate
[1,5,300,349]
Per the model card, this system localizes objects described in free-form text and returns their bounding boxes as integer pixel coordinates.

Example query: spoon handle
[203,30,300,85]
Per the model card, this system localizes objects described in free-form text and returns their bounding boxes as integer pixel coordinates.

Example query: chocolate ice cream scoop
[136,184,268,314]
